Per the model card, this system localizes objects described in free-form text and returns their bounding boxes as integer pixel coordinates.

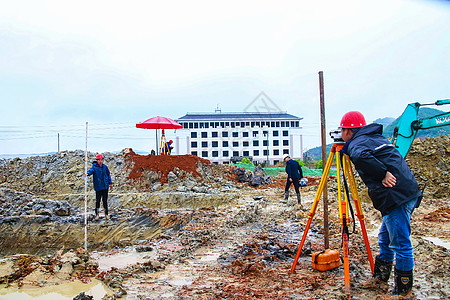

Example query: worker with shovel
[283,154,303,204]
[87,154,113,221]
[340,111,421,297]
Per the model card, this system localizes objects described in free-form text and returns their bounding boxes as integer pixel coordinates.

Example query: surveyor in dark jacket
[340,111,421,297]
[283,154,303,204]
[87,153,112,221]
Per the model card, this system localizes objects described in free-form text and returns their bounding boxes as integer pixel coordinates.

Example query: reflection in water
[0,279,111,300]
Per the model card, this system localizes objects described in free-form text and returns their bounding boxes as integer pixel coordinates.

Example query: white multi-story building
[174,111,303,165]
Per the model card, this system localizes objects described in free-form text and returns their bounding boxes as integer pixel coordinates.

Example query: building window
[202,151,208,157]
[233,151,239,157]
[222,141,229,147]
[205,123,209,128]
[240,122,245,127]
[222,131,228,137]
[295,121,299,127]
[183,123,188,129]
[291,121,295,127]
[212,141,218,147]
[283,130,288,136]
[251,122,255,127]
[232,141,239,147]
[283,149,289,154]
[263,150,268,156]
[225,122,229,127]
[220,122,225,128]
[232,132,238,138]
[202,141,208,148]
[273,149,279,155]
[191,151,198,156]
[191,132,197,138]
[194,122,199,128]
[283,140,289,146]
[253,150,259,156]
[201,132,207,138]
[191,142,197,148]
[281,121,285,127]
[253,140,259,147]
[243,151,249,156]
[231,122,235,128]
[276,122,280,127]
[210,122,214,128]
[223,151,229,157]
[215,122,219,127]
[271,121,275,127]
[189,123,193,129]
[273,131,279,137]
[212,131,218,138]
[243,141,249,147]
[273,140,279,146]
[253,131,258,137]
[243,132,249,137]
[212,151,219,157]
[263,140,268,146]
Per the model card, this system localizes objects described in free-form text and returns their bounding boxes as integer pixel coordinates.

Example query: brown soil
[125,150,211,183]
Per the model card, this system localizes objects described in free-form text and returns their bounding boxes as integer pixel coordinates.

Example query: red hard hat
[169,140,173,144]
[96,154,104,159]
[339,111,366,128]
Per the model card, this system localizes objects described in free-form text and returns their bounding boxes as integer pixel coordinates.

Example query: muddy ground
[0,138,449,299]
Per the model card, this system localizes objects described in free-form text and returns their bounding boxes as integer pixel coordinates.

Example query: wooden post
[319,71,329,249]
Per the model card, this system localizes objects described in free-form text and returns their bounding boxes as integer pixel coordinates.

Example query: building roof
[177,112,302,121]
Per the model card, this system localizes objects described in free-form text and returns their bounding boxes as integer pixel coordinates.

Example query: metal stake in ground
[84,122,88,251]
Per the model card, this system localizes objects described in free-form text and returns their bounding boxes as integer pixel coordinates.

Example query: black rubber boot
[296,193,301,204]
[373,255,393,282]
[391,268,413,296]
[284,191,289,201]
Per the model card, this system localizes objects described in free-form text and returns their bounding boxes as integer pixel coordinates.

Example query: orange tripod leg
[344,156,375,273]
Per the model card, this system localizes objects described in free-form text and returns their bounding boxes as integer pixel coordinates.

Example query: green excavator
[391,99,450,158]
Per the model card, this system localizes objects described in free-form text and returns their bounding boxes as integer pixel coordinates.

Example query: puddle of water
[91,246,156,272]
[423,236,450,250]
[0,279,111,300]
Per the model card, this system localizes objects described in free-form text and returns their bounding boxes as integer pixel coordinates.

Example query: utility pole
[319,71,329,249]
[57,133,60,153]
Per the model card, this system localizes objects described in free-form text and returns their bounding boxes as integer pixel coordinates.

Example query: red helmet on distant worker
[339,111,366,128]
[96,154,104,160]
[169,140,173,144]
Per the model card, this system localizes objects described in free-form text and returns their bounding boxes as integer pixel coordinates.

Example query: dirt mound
[408,135,450,198]
[125,150,211,184]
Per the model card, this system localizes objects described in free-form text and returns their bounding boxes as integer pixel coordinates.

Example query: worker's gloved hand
[382,171,396,188]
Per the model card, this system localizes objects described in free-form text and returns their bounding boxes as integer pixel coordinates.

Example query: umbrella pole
[156,129,159,155]
[84,122,88,251]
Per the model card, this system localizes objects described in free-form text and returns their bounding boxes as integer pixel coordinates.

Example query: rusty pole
[319,71,329,249]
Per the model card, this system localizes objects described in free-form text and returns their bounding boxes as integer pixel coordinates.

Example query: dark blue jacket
[285,159,303,180]
[342,123,420,216]
[87,162,112,191]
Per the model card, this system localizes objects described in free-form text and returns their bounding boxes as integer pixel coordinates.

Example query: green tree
[315,160,323,169]
[294,159,305,167]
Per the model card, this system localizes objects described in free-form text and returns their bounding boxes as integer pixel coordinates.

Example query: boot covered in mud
[360,255,392,291]
[374,255,393,282]
[391,268,413,297]
[296,193,301,205]
[282,191,289,203]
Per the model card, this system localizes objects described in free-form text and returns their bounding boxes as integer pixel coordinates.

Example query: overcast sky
[1,0,449,155]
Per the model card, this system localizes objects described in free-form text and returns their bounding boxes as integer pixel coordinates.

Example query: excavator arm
[391,99,450,158]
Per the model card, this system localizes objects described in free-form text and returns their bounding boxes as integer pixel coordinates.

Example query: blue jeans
[378,197,417,271]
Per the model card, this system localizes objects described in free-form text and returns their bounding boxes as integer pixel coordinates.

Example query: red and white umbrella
[136,116,182,154]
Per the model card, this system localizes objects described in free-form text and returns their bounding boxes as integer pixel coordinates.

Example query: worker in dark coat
[283,154,303,204]
[87,153,113,221]
[161,140,174,155]
[340,111,421,296]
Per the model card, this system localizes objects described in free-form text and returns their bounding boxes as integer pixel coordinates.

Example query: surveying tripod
[290,141,375,294]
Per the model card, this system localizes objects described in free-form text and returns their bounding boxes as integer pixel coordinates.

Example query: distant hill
[305,107,450,161]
